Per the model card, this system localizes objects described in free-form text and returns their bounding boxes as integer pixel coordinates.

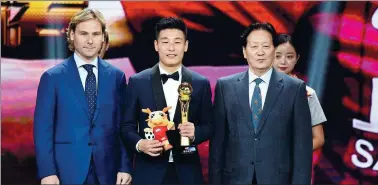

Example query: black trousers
[162,162,180,184]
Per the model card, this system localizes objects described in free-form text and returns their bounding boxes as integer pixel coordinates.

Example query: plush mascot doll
[142,106,175,151]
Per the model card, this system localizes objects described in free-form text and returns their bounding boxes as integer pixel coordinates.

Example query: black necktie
[161,71,179,84]
[82,64,97,120]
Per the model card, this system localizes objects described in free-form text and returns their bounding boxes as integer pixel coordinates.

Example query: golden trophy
[178,82,193,147]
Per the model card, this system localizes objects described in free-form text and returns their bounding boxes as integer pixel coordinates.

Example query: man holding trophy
[121,17,213,184]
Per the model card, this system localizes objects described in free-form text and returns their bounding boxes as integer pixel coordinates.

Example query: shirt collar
[249,67,273,84]
[74,52,98,69]
[158,63,182,77]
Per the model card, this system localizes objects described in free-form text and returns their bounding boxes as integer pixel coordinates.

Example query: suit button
[250,161,254,165]
[254,138,259,141]
[88,143,92,146]
[91,124,95,128]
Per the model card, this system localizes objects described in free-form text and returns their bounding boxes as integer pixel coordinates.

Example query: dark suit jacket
[209,68,312,184]
[121,64,213,184]
[33,56,131,184]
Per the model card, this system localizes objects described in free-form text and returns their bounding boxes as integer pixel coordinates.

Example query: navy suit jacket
[121,64,212,184]
[33,56,131,184]
[209,69,312,184]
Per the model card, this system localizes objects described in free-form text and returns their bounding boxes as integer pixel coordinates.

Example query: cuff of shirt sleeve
[136,139,142,152]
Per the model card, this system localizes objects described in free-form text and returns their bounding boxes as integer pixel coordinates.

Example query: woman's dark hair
[277,33,299,56]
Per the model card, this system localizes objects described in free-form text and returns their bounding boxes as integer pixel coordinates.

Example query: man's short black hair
[240,22,277,47]
[155,17,188,40]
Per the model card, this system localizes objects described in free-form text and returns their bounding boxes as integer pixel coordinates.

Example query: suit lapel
[173,66,192,127]
[234,70,255,136]
[92,58,110,122]
[151,64,168,111]
[63,56,91,120]
[256,69,283,135]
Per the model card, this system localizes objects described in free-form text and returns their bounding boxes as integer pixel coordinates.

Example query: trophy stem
[180,104,191,146]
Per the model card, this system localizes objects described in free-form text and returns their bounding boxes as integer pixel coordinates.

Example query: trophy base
[180,136,190,146]
[181,146,196,154]
[180,136,195,154]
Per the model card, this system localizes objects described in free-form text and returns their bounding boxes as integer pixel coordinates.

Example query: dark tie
[251,78,263,132]
[161,71,179,84]
[83,64,97,120]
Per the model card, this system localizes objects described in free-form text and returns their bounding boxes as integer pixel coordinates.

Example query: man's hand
[138,139,164,156]
[41,175,59,184]
[178,122,195,141]
[116,172,132,185]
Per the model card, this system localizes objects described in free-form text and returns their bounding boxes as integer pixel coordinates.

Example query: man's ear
[242,47,247,59]
[184,40,189,52]
[154,40,159,52]
[70,30,74,41]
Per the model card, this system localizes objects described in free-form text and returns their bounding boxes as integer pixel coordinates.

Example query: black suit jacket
[121,64,213,184]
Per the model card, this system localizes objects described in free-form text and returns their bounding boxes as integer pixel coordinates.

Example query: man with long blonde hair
[34,8,131,184]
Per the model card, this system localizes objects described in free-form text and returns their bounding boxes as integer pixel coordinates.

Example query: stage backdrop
[1,1,378,184]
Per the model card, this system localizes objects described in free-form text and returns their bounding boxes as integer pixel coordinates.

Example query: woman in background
[273,33,326,151]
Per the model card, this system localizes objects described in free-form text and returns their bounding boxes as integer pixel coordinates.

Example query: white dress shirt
[159,64,181,163]
[159,64,182,122]
[249,67,273,110]
[136,64,182,162]
[74,52,99,91]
